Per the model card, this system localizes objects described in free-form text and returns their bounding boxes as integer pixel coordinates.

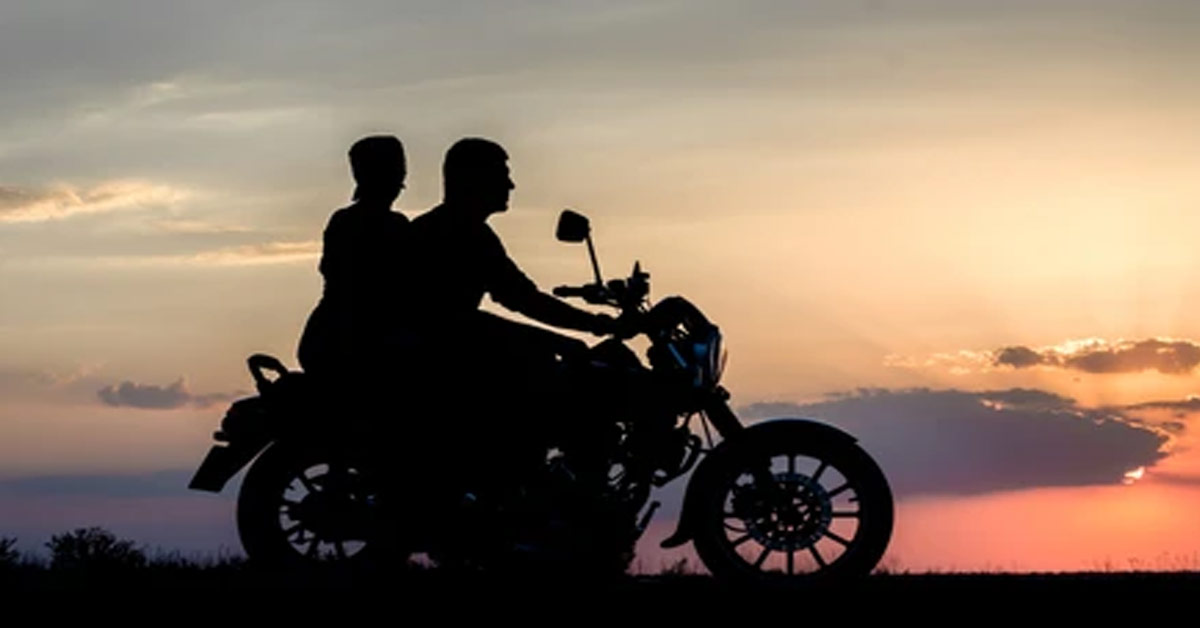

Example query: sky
[3,0,1200,572]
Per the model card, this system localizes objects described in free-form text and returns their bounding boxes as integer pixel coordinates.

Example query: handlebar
[554,261,651,315]
[552,285,589,298]
[553,283,611,305]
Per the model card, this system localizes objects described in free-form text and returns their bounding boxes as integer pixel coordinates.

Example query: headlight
[691,328,725,389]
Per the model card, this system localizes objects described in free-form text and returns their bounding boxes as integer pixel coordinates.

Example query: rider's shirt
[405,203,600,334]
[405,203,537,326]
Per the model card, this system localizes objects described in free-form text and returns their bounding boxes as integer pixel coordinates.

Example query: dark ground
[6,564,1199,609]
[1,570,1185,626]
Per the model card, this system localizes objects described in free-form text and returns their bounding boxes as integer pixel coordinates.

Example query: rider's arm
[483,228,611,335]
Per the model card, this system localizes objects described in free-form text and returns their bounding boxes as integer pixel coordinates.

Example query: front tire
[691,422,893,586]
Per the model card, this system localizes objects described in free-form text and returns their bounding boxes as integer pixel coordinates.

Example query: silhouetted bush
[661,557,696,577]
[145,547,247,571]
[0,537,18,569]
[46,527,146,571]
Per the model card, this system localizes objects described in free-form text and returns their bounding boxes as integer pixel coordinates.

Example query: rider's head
[349,135,406,204]
[442,137,515,217]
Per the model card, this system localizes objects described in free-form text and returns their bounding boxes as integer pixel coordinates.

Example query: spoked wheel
[237,442,393,568]
[692,422,893,586]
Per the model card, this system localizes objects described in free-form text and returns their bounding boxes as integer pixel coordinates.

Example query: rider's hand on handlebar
[590,312,637,339]
[589,313,616,337]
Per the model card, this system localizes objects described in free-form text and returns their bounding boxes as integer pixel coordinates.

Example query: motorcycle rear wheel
[691,423,893,586]
[237,442,396,568]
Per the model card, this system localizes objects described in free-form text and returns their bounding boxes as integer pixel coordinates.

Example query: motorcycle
[188,209,894,585]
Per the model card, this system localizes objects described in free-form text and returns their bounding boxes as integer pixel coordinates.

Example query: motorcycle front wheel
[237,442,395,568]
[690,421,893,586]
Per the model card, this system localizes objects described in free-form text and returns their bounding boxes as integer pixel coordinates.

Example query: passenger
[297,135,413,393]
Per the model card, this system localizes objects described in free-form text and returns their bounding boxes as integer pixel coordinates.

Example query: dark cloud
[97,378,242,410]
[993,339,1200,375]
[0,470,239,558]
[1127,398,1200,412]
[1118,398,1200,426]
[740,388,1169,497]
[0,470,195,499]
[994,346,1045,368]
[973,388,1075,411]
[1066,339,1200,374]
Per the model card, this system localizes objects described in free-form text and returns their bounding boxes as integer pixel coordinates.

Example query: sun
[1122,467,1146,485]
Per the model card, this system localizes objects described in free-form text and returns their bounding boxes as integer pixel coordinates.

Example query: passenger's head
[442,137,515,215]
[349,135,406,203]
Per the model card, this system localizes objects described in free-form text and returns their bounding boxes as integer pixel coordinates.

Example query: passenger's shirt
[319,203,410,318]
[297,202,409,372]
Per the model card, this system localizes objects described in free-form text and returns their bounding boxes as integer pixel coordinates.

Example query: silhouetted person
[407,138,613,339]
[294,136,419,553]
[403,138,616,490]
[297,135,412,387]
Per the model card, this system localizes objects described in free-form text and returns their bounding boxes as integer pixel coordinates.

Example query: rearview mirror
[556,209,590,243]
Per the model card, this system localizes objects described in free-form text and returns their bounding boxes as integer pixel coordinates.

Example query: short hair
[349,135,405,193]
[443,138,508,190]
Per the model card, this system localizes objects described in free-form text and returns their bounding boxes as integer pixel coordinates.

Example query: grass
[8,528,1200,603]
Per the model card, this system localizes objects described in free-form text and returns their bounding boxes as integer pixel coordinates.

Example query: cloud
[186,240,319,266]
[967,387,1077,411]
[740,388,1170,497]
[0,181,185,223]
[881,350,994,375]
[1126,397,1200,413]
[888,337,1200,376]
[97,378,243,410]
[0,470,195,499]
[113,240,320,267]
[1060,339,1200,374]
[146,218,251,235]
[19,239,322,269]
[993,346,1045,369]
[0,363,106,399]
[1114,397,1200,432]
[0,366,69,389]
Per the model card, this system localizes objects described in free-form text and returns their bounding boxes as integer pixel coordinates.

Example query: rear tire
[237,442,394,569]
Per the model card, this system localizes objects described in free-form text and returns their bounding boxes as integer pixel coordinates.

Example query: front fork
[700,389,777,484]
[658,387,747,549]
[700,386,744,439]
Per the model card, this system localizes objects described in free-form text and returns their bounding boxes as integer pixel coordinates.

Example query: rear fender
[188,394,278,493]
[188,437,271,493]
[659,418,859,549]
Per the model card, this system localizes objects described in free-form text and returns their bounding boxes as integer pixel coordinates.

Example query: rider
[297,134,413,392]
[402,137,617,483]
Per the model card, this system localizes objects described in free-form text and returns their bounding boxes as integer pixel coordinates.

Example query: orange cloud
[50,240,322,268]
[0,181,186,223]
[887,337,1200,376]
[187,240,320,266]
[146,219,250,234]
